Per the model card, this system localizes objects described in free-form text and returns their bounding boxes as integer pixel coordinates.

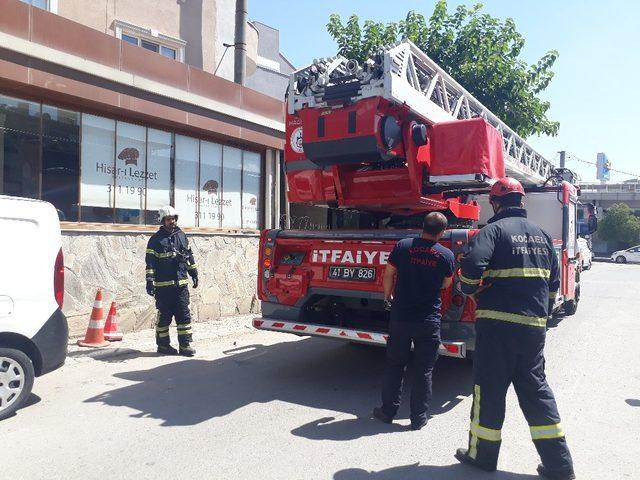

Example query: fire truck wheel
[562,284,580,316]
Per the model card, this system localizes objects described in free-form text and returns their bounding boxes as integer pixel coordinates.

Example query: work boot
[454,448,497,472]
[157,345,178,356]
[537,464,576,479]
[410,417,428,431]
[372,407,393,424]
[179,343,196,357]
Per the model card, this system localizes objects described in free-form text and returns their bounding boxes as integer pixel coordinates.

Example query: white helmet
[158,205,178,223]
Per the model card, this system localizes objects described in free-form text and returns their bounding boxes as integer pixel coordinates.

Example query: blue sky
[251,0,640,182]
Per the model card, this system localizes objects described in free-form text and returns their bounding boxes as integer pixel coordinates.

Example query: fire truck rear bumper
[253,318,467,359]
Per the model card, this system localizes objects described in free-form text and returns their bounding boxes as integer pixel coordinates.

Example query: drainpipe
[234,0,247,85]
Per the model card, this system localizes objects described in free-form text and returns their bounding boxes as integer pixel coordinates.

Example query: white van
[0,196,68,420]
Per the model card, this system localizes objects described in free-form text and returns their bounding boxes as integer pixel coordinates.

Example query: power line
[562,152,640,179]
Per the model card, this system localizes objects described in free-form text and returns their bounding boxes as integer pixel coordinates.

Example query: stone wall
[62,231,260,337]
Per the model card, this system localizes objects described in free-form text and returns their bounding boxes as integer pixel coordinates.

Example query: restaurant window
[80,114,115,222]
[199,141,223,228]
[114,122,146,224]
[146,129,173,224]
[174,135,199,228]
[0,95,40,199]
[242,151,261,229]
[0,93,265,229]
[221,146,242,229]
[41,105,80,221]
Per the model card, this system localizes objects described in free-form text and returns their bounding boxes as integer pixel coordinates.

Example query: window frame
[20,0,57,12]
[121,33,139,46]
[114,20,186,63]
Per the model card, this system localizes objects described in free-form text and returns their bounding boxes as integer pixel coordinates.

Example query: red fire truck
[253,41,580,358]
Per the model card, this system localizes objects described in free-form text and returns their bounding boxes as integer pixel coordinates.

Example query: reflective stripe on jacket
[460,207,560,327]
[145,227,198,288]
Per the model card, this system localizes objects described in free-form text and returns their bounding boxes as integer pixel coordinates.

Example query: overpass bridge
[579,182,640,254]
[579,182,640,213]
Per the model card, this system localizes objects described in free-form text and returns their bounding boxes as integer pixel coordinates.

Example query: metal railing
[580,183,640,193]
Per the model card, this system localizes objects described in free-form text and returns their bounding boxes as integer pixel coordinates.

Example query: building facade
[1,0,288,335]
[245,22,295,101]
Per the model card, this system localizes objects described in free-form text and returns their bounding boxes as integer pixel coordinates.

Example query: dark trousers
[381,313,441,423]
[467,319,573,473]
[155,286,193,346]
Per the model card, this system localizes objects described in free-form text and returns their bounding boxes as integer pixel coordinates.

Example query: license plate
[328,266,376,282]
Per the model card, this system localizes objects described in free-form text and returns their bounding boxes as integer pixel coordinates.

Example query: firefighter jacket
[145,227,198,288]
[459,207,560,328]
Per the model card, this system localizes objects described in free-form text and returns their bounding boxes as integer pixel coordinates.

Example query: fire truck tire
[563,284,580,316]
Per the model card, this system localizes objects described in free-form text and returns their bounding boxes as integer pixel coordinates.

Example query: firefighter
[454,178,575,479]
[373,212,455,430]
[145,206,198,357]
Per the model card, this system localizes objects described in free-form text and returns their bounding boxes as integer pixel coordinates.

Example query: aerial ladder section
[288,40,554,185]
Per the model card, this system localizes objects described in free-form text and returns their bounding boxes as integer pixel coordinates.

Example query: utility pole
[559,150,566,168]
[233,0,247,85]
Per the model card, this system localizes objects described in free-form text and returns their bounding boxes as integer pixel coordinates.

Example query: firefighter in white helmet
[145,206,198,356]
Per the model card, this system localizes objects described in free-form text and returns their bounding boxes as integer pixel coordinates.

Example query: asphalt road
[2,263,639,479]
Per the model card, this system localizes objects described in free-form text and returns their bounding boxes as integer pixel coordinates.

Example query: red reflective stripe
[357,332,372,340]
[339,331,347,337]
[316,328,330,334]
[272,322,285,328]
[383,336,389,342]
[254,320,264,327]
[293,325,307,331]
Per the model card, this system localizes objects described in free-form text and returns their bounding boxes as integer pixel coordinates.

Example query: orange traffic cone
[77,289,110,348]
[104,301,123,341]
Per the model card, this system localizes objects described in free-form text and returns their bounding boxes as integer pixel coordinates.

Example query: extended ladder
[289,40,554,184]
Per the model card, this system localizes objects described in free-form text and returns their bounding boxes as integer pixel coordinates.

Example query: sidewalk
[68,314,255,361]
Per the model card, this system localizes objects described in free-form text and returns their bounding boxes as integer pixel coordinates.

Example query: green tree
[326,2,559,138]
[597,203,640,246]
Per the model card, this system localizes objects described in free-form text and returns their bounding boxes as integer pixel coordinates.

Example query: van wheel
[0,348,35,421]
[563,284,580,316]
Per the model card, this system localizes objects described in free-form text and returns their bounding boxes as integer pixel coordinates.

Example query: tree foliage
[327,1,559,138]
[597,203,640,246]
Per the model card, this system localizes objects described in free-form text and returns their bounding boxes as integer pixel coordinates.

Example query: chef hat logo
[117,147,139,166]
[250,197,257,206]
[203,179,219,195]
